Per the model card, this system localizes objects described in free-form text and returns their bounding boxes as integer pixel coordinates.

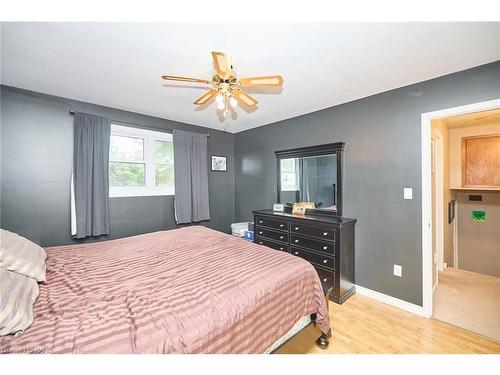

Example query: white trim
[355,285,428,317]
[420,98,500,318]
[432,281,439,295]
[434,131,445,274]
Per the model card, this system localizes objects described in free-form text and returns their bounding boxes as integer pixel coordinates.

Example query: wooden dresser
[253,209,356,304]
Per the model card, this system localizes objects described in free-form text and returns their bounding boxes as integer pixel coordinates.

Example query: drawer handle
[294,227,299,230]
[259,231,263,234]
[323,246,328,250]
[279,224,284,227]
[280,247,284,251]
[323,259,328,264]
[259,220,263,224]
[259,242,263,245]
[323,278,328,282]
[294,251,299,255]
[279,236,284,239]
[294,239,299,243]
[323,232,328,236]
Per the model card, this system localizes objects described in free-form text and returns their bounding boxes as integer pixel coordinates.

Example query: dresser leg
[316,329,332,349]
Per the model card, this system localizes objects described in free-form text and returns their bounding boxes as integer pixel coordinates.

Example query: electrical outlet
[393,264,402,277]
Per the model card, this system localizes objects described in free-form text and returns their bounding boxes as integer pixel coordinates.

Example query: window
[280,158,299,191]
[109,124,174,197]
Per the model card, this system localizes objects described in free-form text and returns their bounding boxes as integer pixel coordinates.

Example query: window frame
[109,124,174,198]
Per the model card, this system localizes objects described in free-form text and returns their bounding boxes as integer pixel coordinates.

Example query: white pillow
[0,229,47,282]
[0,268,40,336]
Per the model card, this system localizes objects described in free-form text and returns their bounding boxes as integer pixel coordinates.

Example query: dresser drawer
[290,222,335,241]
[255,237,289,252]
[315,266,335,291]
[290,246,335,270]
[254,216,289,232]
[290,234,335,254]
[255,227,288,243]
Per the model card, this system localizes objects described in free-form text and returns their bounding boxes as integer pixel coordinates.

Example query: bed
[0,226,330,354]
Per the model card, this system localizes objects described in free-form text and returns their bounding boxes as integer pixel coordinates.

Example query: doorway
[422,101,500,341]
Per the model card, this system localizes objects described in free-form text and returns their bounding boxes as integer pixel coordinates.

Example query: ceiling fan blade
[211,51,232,79]
[239,75,284,87]
[162,75,210,84]
[232,89,258,107]
[193,89,218,105]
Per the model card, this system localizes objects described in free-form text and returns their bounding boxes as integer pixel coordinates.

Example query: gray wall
[234,61,500,306]
[457,191,500,278]
[0,86,235,246]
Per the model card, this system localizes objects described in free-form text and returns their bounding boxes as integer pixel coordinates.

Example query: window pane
[109,162,145,186]
[281,172,298,191]
[110,135,144,162]
[155,164,174,187]
[155,140,174,164]
[281,158,296,172]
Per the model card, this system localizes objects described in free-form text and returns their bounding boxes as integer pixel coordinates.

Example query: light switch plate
[394,264,402,277]
[403,188,413,200]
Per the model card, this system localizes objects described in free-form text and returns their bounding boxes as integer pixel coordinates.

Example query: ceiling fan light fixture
[215,93,225,105]
[229,96,238,108]
[161,51,283,119]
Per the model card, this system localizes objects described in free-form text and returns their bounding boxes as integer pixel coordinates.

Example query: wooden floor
[276,293,500,354]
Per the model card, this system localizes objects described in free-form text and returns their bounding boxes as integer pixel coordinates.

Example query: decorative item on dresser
[253,209,356,304]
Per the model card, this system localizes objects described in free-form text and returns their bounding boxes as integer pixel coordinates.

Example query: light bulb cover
[229,97,238,108]
[215,94,224,105]
[217,102,225,110]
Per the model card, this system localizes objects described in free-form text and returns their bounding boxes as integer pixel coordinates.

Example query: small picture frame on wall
[211,155,227,172]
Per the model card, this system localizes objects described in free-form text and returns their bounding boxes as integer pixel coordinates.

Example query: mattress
[0,226,329,353]
[265,314,312,353]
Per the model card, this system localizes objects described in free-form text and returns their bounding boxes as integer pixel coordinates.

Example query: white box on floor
[231,222,250,237]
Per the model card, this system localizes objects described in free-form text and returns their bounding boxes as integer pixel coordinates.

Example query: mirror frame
[275,142,345,217]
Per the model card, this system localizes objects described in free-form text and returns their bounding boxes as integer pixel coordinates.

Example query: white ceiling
[2,23,500,133]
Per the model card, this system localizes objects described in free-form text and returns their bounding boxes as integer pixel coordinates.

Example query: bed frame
[271,289,332,353]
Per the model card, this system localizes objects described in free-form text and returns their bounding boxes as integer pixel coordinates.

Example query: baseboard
[355,285,428,317]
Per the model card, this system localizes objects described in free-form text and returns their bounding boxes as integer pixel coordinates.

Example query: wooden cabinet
[253,209,356,304]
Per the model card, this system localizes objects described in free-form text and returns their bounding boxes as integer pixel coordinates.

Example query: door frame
[433,129,444,289]
[421,98,500,317]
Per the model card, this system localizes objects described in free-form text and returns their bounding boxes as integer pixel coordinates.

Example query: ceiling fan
[161,51,283,117]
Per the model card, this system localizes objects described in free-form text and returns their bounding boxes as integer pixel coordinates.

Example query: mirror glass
[279,154,337,211]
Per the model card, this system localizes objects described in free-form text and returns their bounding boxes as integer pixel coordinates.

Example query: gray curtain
[72,112,111,238]
[173,129,210,224]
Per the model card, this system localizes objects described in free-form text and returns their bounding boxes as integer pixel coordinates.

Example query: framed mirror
[275,142,344,217]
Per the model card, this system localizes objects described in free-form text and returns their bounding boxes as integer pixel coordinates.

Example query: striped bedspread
[0,226,329,354]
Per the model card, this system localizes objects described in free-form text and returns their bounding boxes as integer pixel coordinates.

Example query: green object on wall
[472,210,486,223]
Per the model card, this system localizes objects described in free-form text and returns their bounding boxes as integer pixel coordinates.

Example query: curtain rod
[69,110,209,137]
